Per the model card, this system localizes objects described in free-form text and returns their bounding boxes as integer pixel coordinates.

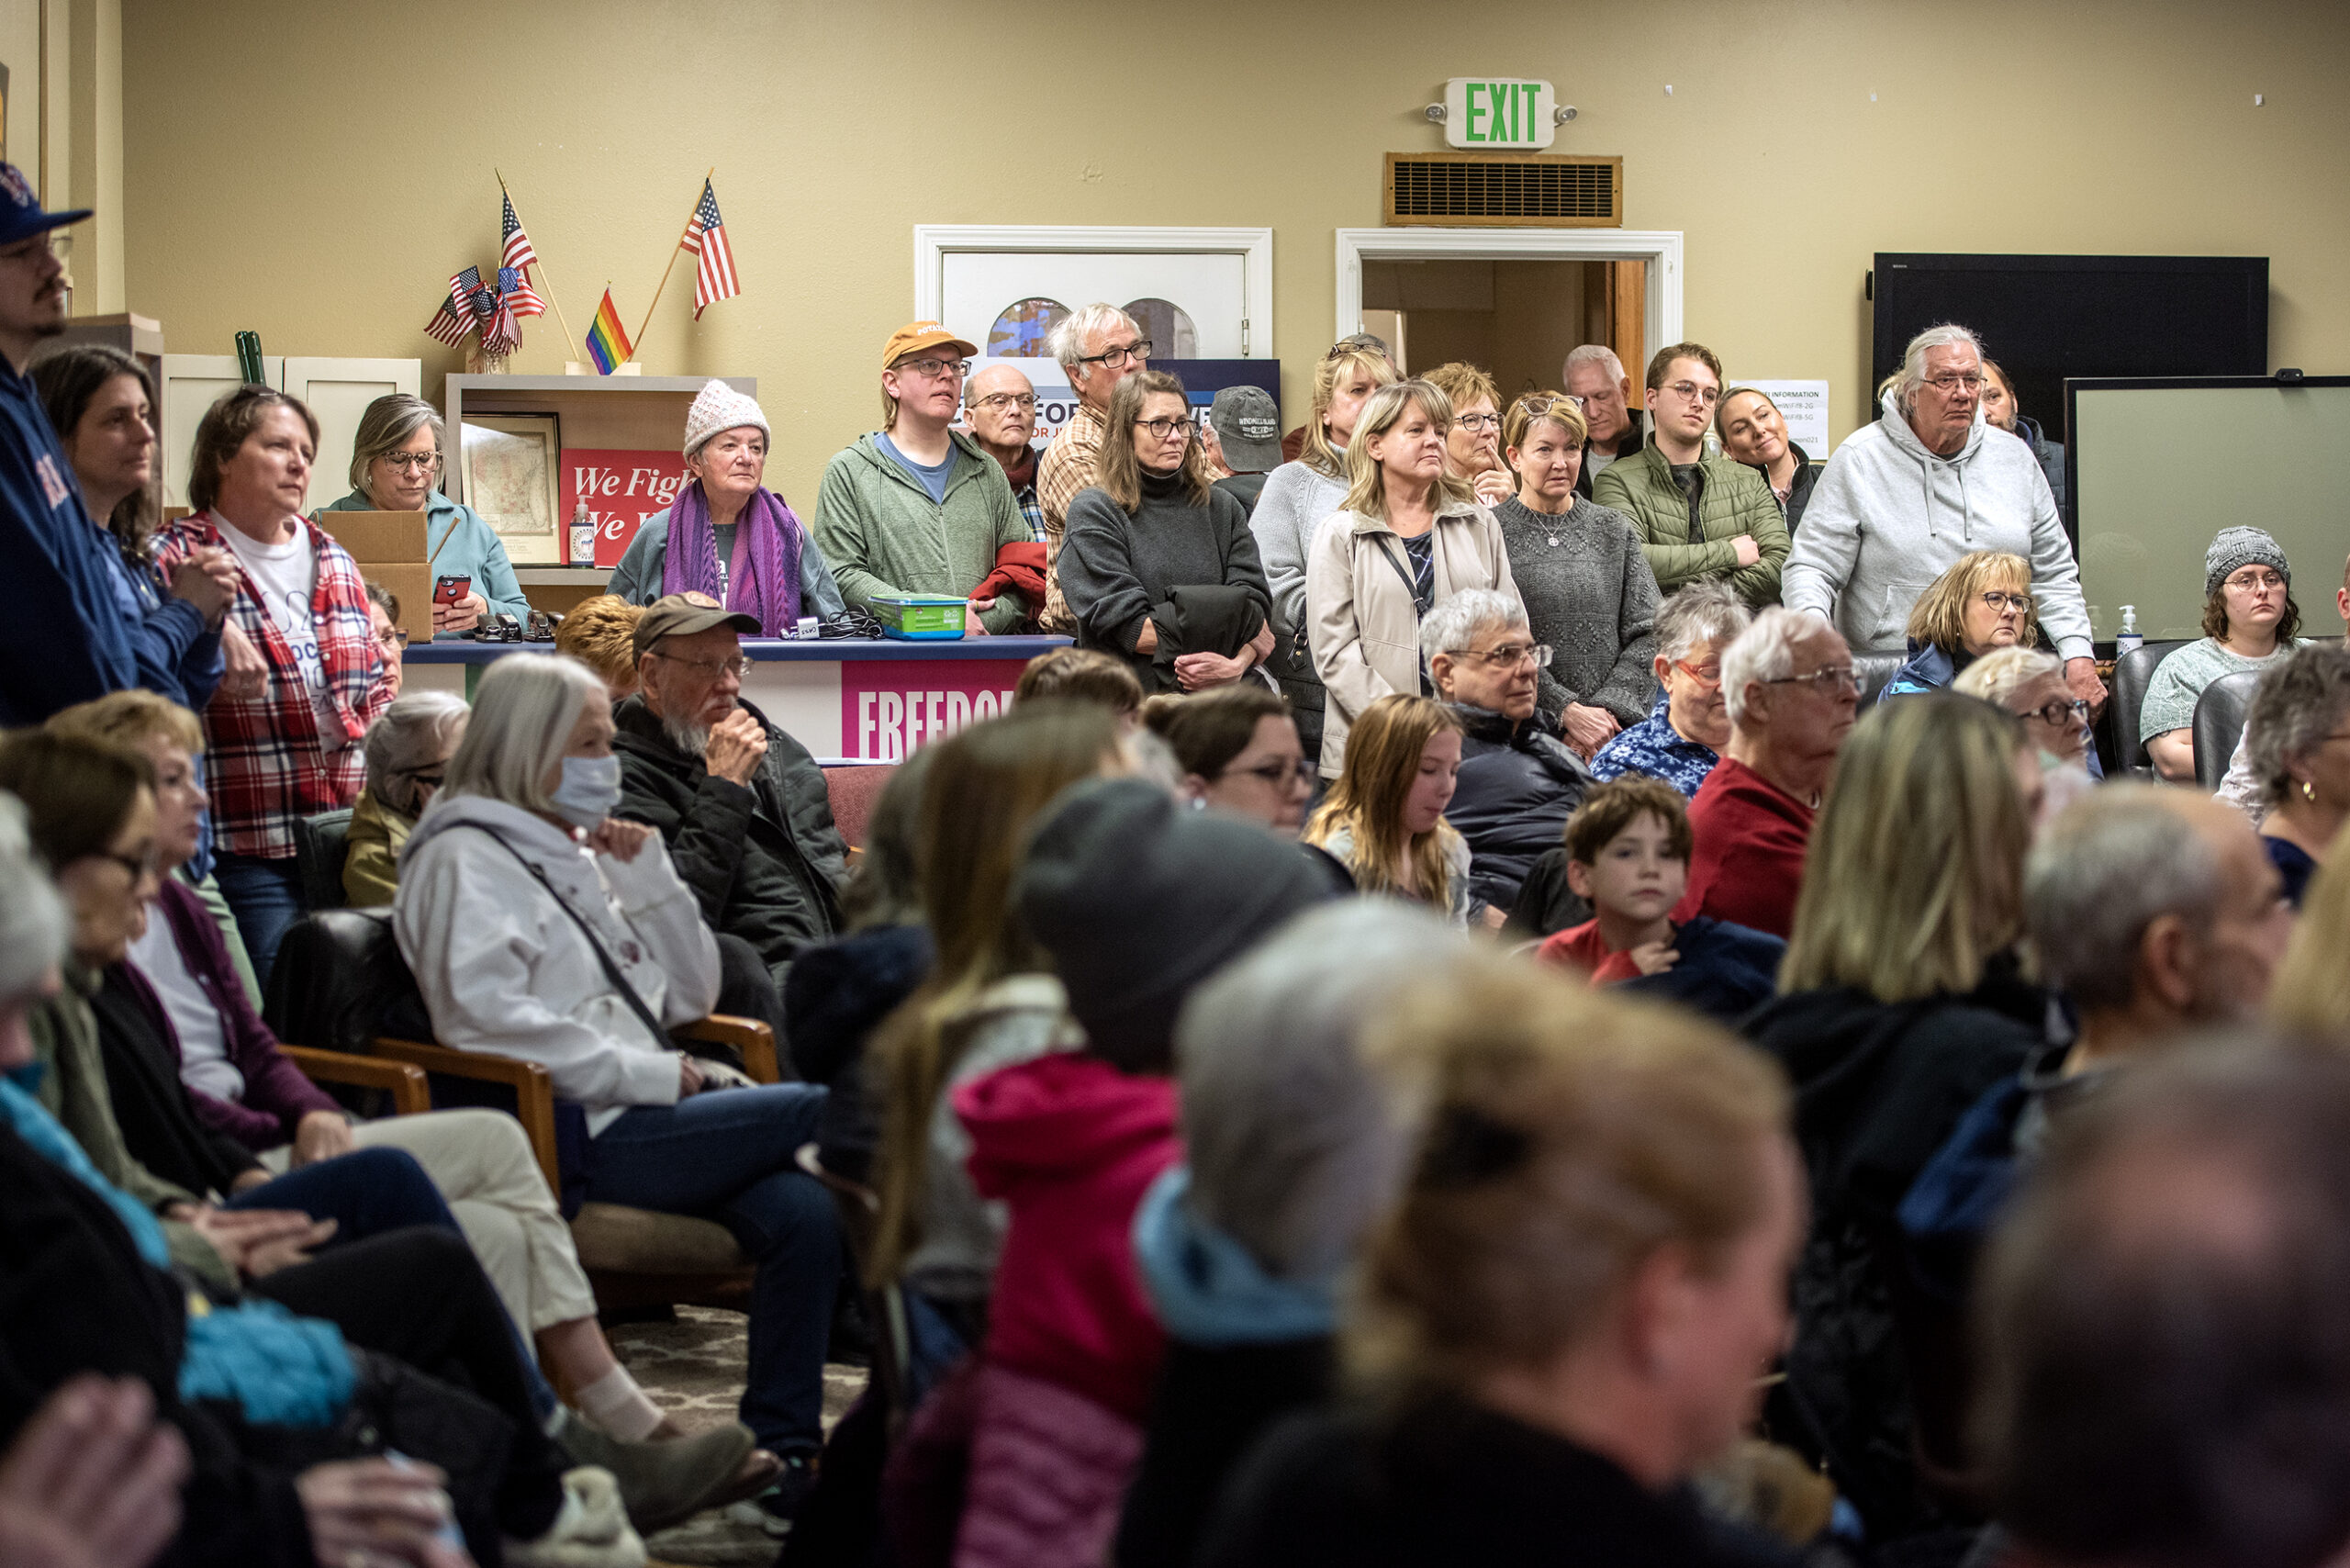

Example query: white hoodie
[1782,389,2093,660]
[393,792,722,1133]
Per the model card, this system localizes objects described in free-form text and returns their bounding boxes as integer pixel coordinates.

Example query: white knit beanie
[682,379,770,458]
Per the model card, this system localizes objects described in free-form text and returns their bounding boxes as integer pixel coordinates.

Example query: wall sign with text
[1443,78,1558,150]
[559,448,694,567]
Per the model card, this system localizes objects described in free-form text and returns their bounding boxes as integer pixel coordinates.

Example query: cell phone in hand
[432,575,473,607]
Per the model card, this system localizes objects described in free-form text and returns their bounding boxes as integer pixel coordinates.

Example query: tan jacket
[1304,496,1522,776]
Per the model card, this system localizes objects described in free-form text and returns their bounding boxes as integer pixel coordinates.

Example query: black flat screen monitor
[1870,254,2268,443]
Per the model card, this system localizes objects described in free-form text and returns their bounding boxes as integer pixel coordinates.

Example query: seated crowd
[6,246,2350,1568]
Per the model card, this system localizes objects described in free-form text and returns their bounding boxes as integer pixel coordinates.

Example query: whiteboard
[2072,381,2350,643]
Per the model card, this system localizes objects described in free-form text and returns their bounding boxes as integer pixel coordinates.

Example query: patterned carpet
[609,1307,868,1567]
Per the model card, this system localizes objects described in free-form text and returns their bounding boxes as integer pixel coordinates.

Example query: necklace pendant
[1546,533,1560,547]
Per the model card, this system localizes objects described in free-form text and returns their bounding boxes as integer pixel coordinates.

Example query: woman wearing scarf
[607,380,848,633]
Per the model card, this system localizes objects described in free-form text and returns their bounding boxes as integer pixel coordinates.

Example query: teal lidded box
[869,594,968,641]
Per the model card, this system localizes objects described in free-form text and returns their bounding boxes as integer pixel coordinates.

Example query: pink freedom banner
[839,659,1025,761]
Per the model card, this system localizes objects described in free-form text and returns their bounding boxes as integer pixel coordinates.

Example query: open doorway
[1358,258,1646,395]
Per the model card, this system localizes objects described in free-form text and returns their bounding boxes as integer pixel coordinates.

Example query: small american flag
[683,179,739,319]
[501,194,539,274]
[499,265,546,319]
[482,297,522,357]
[424,301,469,346]
[448,265,484,318]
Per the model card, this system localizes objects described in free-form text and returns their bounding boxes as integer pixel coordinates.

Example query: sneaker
[552,1409,760,1534]
[728,1451,818,1540]
[505,1466,646,1568]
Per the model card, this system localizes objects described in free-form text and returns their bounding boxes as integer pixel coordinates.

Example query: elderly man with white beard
[611,594,849,1008]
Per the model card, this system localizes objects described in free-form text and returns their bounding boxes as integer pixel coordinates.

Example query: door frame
[1333,227,1684,365]
[912,224,1277,357]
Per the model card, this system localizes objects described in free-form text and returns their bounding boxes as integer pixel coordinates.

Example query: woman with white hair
[344,688,468,906]
[1117,901,1461,1568]
[394,653,844,1523]
[318,391,531,637]
[1783,322,2104,716]
[608,379,846,634]
[1955,646,2098,830]
[1591,580,1753,798]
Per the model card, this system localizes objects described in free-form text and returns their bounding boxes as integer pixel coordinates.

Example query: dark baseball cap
[632,591,759,659]
[1209,386,1283,473]
[0,161,89,249]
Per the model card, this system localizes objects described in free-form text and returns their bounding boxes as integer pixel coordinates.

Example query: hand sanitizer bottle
[2116,605,2143,658]
[569,500,596,566]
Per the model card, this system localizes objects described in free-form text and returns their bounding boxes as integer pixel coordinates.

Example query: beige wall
[120,0,2350,509]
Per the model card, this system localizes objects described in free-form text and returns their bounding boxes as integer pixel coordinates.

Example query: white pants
[268,1109,599,1335]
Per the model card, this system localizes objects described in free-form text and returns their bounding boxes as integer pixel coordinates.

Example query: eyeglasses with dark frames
[1134,418,1194,442]
[1218,758,1316,790]
[1979,591,2034,613]
[1076,340,1151,370]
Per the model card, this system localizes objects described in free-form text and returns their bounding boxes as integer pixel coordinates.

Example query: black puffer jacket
[612,695,848,979]
[1445,703,1593,914]
[1739,957,2046,1546]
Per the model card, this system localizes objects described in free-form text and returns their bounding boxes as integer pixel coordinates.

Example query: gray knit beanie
[2206,526,2290,597]
[1015,778,1333,1074]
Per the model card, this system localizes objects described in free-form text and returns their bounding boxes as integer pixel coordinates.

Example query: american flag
[683,179,739,319]
[498,265,545,319]
[482,297,522,357]
[448,265,484,318]
[500,193,539,274]
[424,301,469,346]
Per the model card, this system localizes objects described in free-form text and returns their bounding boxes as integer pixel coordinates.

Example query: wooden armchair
[280,1046,431,1114]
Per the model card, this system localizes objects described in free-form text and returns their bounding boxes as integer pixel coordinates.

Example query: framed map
[459,413,562,563]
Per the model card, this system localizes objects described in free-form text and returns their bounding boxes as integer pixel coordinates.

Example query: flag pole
[629,167,713,364]
[496,169,586,365]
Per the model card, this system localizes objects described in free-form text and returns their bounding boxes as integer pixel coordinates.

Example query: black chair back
[2192,669,2265,791]
[263,909,433,1055]
[2110,641,2191,773]
[292,809,353,912]
[1853,650,1907,707]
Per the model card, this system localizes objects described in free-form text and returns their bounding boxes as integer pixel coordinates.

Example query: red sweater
[1673,756,1814,939]
[955,1053,1181,1421]
[1536,920,1644,984]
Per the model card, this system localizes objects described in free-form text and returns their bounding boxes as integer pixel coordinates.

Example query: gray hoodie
[1783,389,2093,660]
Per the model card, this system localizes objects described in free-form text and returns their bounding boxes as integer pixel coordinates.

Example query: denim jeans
[212,849,307,993]
[587,1083,840,1453]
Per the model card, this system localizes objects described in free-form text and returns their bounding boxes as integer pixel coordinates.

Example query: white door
[284,357,422,511]
[160,354,283,510]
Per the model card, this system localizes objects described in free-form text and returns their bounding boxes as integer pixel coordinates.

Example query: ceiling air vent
[1384,151,1623,228]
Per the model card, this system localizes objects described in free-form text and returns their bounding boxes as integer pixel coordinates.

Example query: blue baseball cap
[0,162,89,249]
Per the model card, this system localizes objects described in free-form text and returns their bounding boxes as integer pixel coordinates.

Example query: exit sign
[1443,78,1557,150]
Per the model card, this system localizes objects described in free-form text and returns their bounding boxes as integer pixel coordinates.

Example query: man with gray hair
[1037,303,1149,633]
[1562,342,1643,496]
[964,363,1045,543]
[1673,605,1856,936]
[1785,323,2105,714]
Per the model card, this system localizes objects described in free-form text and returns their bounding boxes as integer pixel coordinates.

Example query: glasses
[92,846,157,882]
[1979,591,2034,613]
[1762,665,1860,695]
[1672,658,1723,687]
[897,355,969,381]
[1456,413,1502,432]
[650,649,754,680]
[377,452,442,475]
[376,626,408,651]
[1134,418,1194,442]
[0,234,58,266]
[971,392,1036,413]
[1448,642,1554,670]
[1923,374,1986,393]
[1076,340,1152,370]
[1221,758,1316,790]
[1662,380,1721,408]
[2023,698,2091,728]
[2224,570,2286,593]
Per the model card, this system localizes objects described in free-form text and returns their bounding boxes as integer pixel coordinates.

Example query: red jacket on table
[954,1051,1180,1422]
[1672,755,1815,939]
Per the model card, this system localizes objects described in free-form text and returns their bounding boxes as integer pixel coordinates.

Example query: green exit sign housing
[1443,78,1557,150]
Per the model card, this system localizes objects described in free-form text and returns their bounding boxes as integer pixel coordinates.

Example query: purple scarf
[662,479,803,636]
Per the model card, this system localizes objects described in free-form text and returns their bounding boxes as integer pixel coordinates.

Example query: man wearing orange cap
[1036,303,1149,634]
[811,321,1035,635]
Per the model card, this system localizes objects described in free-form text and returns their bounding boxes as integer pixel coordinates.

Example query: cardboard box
[317,510,431,640]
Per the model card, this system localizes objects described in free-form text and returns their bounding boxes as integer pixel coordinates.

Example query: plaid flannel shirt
[153,513,390,859]
[1035,400,1106,635]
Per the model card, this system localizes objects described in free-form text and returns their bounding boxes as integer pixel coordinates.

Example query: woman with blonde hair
[865,701,1124,1349]
[1252,342,1399,762]
[1877,548,2037,702]
[1304,379,1521,777]
[1422,361,1512,507]
[1201,952,1803,1567]
[1304,692,1471,923]
[1741,692,2049,1543]
[2269,818,2350,1035]
[1058,370,1273,694]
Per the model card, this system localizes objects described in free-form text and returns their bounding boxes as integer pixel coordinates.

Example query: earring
[2306,778,2319,803]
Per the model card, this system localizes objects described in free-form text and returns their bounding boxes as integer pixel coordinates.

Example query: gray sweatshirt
[1250,459,1350,640]
[1783,388,2094,659]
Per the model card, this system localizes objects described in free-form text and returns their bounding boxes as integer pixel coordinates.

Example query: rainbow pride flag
[586,288,632,374]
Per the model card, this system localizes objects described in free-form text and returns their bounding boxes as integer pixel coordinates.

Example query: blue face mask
[550,754,621,829]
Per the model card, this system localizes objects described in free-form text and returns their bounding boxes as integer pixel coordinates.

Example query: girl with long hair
[1304,692,1470,923]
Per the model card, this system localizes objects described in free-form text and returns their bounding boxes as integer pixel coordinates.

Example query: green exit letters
[1442,77,1558,151]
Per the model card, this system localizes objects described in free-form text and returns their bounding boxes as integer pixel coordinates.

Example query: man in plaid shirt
[1037,304,1149,635]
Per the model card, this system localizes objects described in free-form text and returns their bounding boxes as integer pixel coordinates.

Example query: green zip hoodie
[811,430,1032,633]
